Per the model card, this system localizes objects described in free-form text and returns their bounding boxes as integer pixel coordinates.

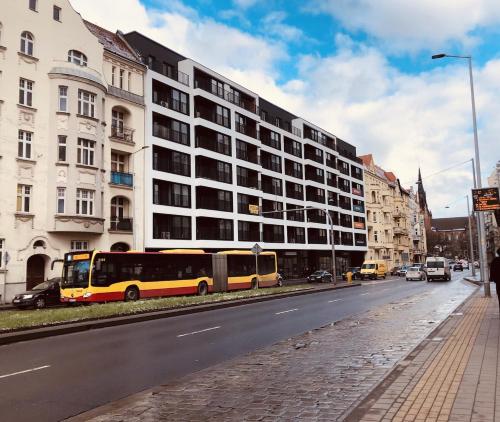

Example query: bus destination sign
[472,187,500,212]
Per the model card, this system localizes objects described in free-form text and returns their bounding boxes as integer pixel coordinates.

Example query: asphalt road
[0,270,472,421]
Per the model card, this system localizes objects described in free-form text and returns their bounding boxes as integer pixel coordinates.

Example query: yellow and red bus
[60,249,279,303]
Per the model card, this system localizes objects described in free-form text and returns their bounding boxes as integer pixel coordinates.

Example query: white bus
[425,257,451,281]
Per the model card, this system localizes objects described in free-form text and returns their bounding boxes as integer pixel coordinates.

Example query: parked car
[342,267,361,281]
[461,260,470,269]
[412,263,426,272]
[360,260,387,280]
[390,266,401,276]
[453,263,464,271]
[406,266,426,281]
[397,265,410,277]
[307,270,333,283]
[12,278,61,309]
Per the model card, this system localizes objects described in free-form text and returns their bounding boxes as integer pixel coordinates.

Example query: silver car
[406,266,426,281]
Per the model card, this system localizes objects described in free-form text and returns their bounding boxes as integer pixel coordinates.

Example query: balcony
[110,171,133,187]
[353,204,365,213]
[110,217,133,232]
[394,227,408,235]
[352,187,364,197]
[110,125,134,143]
[195,100,230,128]
[235,122,257,139]
[153,124,189,146]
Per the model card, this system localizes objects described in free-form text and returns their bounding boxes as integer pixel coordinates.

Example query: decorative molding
[55,161,70,167]
[14,213,34,229]
[16,157,37,165]
[76,114,99,123]
[76,164,99,171]
[17,51,39,65]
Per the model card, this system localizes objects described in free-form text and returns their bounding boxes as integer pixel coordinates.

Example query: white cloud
[261,11,305,42]
[69,0,499,217]
[233,0,261,9]
[308,0,500,53]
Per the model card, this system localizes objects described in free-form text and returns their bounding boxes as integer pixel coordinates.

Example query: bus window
[228,255,255,277]
[258,255,275,275]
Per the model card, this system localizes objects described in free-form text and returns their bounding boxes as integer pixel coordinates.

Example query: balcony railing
[153,124,189,146]
[111,171,133,187]
[111,125,134,143]
[394,227,408,235]
[235,122,257,139]
[110,217,133,232]
[195,106,230,128]
[153,96,189,115]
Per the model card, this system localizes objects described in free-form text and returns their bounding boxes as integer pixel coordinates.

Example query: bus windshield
[62,260,91,288]
[362,264,376,269]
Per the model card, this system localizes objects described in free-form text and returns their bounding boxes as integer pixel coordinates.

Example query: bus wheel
[197,281,208,296]
[251,278,259,290]
[124,286,139,302]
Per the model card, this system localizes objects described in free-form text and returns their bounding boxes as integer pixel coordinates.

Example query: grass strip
[0,284,312,331]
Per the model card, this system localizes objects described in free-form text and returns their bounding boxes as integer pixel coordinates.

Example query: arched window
[67,50,87,66]
[20,31,34,56]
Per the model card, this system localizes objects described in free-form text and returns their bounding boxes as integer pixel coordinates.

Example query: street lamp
[131,145,149,251]
[431,53,490,296]
[445,195,476,276]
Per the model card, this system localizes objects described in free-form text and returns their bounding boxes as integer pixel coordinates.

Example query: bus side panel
[258,254,278,287]
[227,255,254,290]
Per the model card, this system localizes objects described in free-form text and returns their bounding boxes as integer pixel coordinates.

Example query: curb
[464,276,483,287]
[341,284,480,421]
[0,282,361,346]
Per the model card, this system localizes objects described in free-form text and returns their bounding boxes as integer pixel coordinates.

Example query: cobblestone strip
[356,296,488,422]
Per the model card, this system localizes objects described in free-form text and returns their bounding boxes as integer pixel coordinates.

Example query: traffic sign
[472,187,500,212]
[251,243,263,255]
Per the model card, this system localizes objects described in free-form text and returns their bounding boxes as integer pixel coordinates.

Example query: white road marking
[0,365,50,380]
[328,299,343,303]
[360,292,370,296]
[275,308,298,315]
[177,326,221,338]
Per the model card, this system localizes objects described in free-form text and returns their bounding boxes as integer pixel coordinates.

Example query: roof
[431,217,468,231]
[359,154,373,166]
[84,21,141,63]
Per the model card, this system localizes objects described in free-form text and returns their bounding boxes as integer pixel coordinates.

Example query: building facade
[485,160,500,261]
[0,0,145,301]
[123,32,368,279]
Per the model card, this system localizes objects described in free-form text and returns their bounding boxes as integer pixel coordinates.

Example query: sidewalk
[346,287,500,421]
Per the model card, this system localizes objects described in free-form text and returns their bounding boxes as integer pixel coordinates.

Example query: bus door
[212,254,228,292]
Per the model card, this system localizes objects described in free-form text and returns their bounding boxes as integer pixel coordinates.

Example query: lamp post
[260,204,338,283]
[432,53,490,296]
[445,195,476,276]
[131,145,149,251]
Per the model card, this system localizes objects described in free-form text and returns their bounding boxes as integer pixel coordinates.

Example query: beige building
[360,154,425,270]
[0,0,145,301]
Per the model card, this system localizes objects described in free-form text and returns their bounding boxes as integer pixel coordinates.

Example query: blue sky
[75,0,500,217]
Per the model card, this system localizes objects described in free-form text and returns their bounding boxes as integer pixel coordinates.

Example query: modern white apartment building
[124,32,367,278]
[0,0,145,301]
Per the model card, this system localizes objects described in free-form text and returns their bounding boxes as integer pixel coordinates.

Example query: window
[19,78,33,106]
[216,104,230,127]
[112,110,124,135]
[18,130,32,159]
[119,69,124,89]
[29,0,37,11]
[76,189,94,215]
[20,31,34,56]
[68,50,87,66]
[77,138,95,166]
[53,5,61,21]
[216,133,231,156]
[57,187,65,213]
[153,180,191,208]
[17,184,32,212]
[78,90,95,117]
[58,135,66,161]
[128,72,132,91]
[0,239,4,269]
[58,86,68,112]
[111,66,116,86]
[153,213,191,240]
[111,152,126,172]
[147,55,154,68]
[374,231,378,243]
[171,88,188,114]
[70,240,89,251]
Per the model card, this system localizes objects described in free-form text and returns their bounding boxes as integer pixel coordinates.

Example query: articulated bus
[60,249,279,303]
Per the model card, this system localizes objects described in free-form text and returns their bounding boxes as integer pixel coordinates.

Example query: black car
[307,270,333,283]
[342,267,361,281]
[453,263,463,271]
[12,278,61,309]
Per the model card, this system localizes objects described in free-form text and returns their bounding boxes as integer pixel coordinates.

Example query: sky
[70,0,500,218]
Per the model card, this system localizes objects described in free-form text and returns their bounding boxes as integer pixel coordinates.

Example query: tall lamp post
[445,195,476,277]
[131,145,149,251]
[431,53,490,296]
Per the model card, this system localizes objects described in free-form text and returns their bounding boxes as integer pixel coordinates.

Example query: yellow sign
[73,253,90,261]
[249,204,260,215]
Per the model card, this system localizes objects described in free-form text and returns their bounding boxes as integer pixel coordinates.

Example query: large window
[153,214,191,240]
[19,78,33,106]
[68,50,87,66]
[20,31,34,56]
[56,187,65,213]
[77,138,95,166]
[171,88,189,114]
[16,184,31,212]
[29,0,37,11]
[216,104,230,128]
[18,130,32,159]
[238,221,260,242]
[153,179,191,208]
[153,146,190,177]
[196,217,233,241]
[78,90,95,117]
[70,240,89,251]
[58,86,68,112]
[196,186,232,212]
[112,110,124,135]
[76,189,94,216]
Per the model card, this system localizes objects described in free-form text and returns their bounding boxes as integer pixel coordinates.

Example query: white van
[426,257,451,281]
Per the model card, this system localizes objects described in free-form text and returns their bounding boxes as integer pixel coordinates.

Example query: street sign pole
[251,243,263,287]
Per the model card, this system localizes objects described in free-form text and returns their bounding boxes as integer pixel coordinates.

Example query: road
[0,270,473,421]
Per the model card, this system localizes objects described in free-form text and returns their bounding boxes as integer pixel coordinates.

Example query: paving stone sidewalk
[345,288,500,422]
[69,282,475,422]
